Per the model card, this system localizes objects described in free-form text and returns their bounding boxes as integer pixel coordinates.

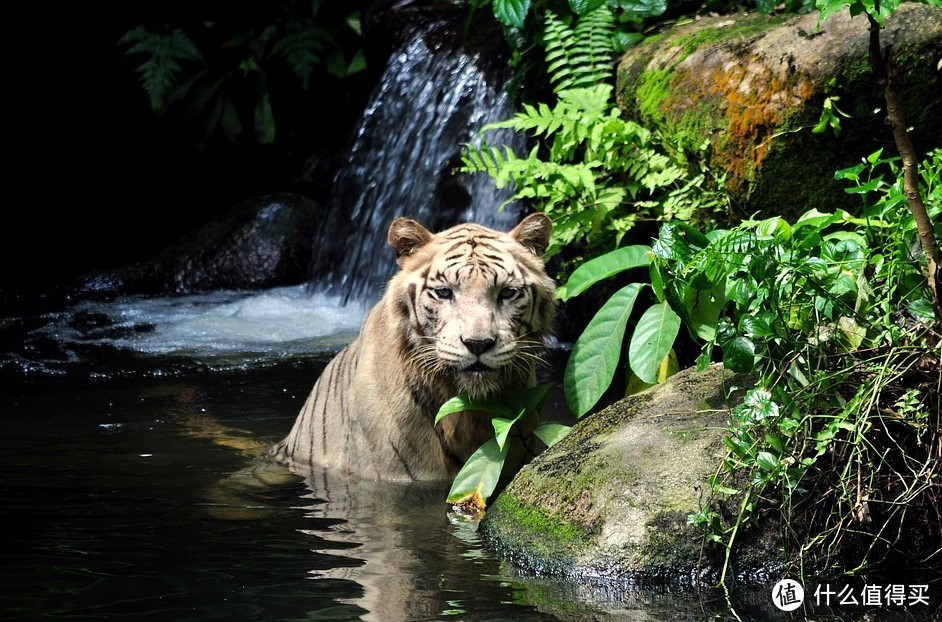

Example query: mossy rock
[616,5,942,220]
[481,364,772,583]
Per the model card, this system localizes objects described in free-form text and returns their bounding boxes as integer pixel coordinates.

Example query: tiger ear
[509,212,552,258]
[388,217,434,263]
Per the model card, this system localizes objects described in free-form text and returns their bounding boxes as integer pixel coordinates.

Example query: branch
[867,14,942,321]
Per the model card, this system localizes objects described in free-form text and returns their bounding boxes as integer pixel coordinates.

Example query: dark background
[4,2,377,298]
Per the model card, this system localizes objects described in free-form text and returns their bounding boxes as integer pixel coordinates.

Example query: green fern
[119,26,203,113]
[462,10,725,266]
[272,20,332,90]
[461,84,719,263]
[543,6,616,93]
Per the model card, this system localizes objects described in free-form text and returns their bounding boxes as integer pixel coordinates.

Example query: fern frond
[542,6,615,94]
[543,11,574,90]
[119,26,203,112]
[543,11,574,92]
[570,4,615,87]
[272,21,332,90]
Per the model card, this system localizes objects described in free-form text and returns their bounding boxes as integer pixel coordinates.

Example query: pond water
[1,289,936,621]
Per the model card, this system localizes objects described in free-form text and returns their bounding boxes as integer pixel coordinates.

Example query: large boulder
[480,364,769,583]
[615,5,942,219]
[70,192,323,298]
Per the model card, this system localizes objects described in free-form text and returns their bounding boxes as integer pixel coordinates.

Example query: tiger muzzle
[461,337,496,356]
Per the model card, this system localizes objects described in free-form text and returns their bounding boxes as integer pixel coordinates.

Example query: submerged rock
[615,4,942,219]
[480,364,767,583]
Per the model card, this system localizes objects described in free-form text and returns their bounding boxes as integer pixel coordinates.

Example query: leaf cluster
[118,27,203,114]
[460,0,668,99]
[483,0,668,31]
[560,148,940,579]
[435,385,570,513]
[543,5,616,92]
[119,1,365,146]
[461,83,726,265]
[676,149,940,580]
[557,245,683,416]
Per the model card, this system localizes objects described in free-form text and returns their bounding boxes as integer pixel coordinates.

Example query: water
[40,287,365,360]
[308,26,523,305]
[4,296,934,621]
[0,363,555,622]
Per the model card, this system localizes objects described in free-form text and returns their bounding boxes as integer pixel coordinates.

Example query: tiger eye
[498,287,521,302]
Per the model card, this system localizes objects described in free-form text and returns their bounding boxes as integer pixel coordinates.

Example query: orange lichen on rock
[706,59,815,193]
[616,5,941,215]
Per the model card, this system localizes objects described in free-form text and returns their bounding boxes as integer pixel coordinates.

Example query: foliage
[118,27,204,114]
[548,140,939,575]
[479,0,668,37]
[557,244,684,415]
[435,384,572,514]
[461,0,668,96]
[543,5,616,91]
[815,0,942,318]
[461,1,727,270]
[461,83,727,263]
[119,1,365,146]
[677,149,941,582]
[815,0,904,25]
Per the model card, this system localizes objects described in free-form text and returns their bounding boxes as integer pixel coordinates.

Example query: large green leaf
[492,414,522,451]
[435,396,513,425]
[688,286,726,341]
[557,245,651,301]
[446,437,508,505]
[722,335,757,373]
[534,423,572,448]
[628,302,681,384]
[610,0,668,18]
[564,283,643,417]
[492,0,531,28]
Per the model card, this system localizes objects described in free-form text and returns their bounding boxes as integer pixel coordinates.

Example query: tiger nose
[462,337,496,356]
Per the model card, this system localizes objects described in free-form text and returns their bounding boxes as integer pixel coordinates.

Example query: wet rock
[480,364,770,584]
[70,192,323,298]
[615,5,942,219]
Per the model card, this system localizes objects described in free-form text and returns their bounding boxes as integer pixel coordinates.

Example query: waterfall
[3,17,527,379]
[308,21,523,305]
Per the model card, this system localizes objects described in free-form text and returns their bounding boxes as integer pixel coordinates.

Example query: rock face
[615,5,942,218]
[71,193,322,297]
[480,364,764,583]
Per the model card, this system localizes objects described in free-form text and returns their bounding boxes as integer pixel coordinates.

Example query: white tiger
[269,213,557,481]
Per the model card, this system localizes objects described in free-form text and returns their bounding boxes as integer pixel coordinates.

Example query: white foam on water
[48,285,367,358]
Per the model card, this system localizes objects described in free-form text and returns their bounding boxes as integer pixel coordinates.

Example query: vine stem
[867,12,942,320]
[719,487,753,587]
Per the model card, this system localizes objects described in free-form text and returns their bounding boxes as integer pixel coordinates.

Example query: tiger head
[386,213,556,399]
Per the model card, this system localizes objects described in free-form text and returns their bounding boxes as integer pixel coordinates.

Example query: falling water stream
[308,27,522,304]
